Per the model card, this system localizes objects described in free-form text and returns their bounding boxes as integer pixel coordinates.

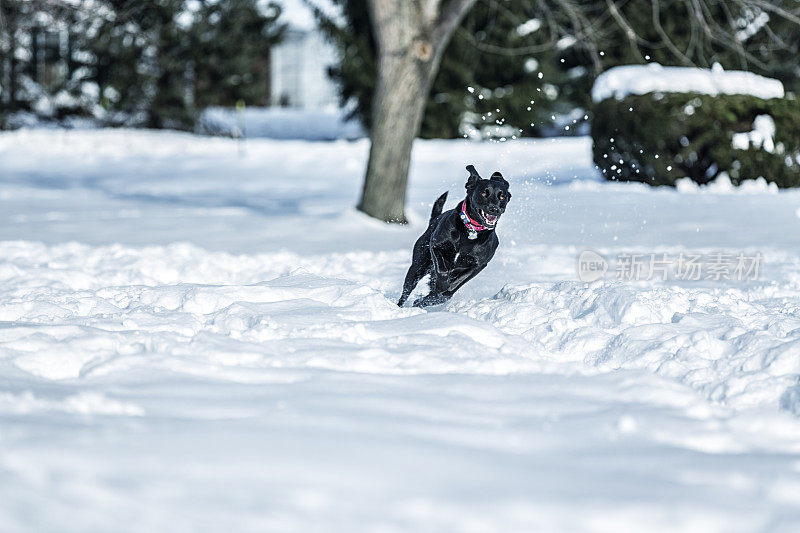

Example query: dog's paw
[412,294,448,308]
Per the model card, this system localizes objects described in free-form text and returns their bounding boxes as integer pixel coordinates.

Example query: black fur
[397,165,511,308]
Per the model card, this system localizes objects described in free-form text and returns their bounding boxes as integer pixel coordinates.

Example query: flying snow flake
[557,36,577,49]
[516,18,542,36]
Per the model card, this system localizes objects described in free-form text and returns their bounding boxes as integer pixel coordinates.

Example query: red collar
[460,200,488,238]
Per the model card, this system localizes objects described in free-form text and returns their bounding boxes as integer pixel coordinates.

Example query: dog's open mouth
[480,210,498,226]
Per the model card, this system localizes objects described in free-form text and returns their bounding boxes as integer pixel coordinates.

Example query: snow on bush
[592,79,800,187]
[731,114,775,152]
[591,63,785,103]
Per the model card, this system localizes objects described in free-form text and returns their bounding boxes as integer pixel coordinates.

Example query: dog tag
[460,209,480,240]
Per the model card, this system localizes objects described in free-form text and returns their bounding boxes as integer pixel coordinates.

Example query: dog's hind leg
[398,264,429,307]
[397,237,432,307]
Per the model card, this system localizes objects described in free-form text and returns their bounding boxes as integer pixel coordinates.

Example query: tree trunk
[358,0,477,223]
[358,43,433,223]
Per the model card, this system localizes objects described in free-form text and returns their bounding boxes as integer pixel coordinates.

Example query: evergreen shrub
[592,92,800,187]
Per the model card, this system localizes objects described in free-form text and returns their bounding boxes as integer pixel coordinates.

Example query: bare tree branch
[605,0,645,61]
[652,0,695,66]
[750,0,800,26]
[432,0,479,53]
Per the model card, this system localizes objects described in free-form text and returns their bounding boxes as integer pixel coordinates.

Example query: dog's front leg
[444,264,486,297]
[413,292,449,307]
[412,245,452,308]
[430,244,454,295]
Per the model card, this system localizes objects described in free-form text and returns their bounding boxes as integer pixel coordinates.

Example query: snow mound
[0,391,144,416]
[4,240,800,416]
[592,63,785,103]
[0,241,552,381]
[455,280,800,412]
[676,173,779,194]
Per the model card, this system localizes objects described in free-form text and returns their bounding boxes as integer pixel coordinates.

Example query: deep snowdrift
[2,129,800,532]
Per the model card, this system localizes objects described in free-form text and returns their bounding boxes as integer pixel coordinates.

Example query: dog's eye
[482,189,489,198]
[498,193,505,201]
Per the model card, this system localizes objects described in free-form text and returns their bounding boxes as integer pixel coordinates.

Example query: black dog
[398,165,511,308]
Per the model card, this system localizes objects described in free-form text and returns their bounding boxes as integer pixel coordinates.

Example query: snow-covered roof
[591,63,785,103]
[278,0,337,31]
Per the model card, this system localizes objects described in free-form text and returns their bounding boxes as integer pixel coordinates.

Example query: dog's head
[464,165,511,228]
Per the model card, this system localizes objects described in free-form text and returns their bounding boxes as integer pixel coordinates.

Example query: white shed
[271,1,340,109]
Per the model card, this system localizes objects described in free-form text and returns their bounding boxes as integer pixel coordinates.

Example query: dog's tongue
[485,214,497,223]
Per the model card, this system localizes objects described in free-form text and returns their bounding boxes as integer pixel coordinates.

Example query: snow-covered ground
[2,129,800,532]
[200,106,365,140]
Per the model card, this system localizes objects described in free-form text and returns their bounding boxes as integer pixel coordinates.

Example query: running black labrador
[398,165,511,308]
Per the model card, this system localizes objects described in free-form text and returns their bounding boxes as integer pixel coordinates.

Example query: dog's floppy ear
[465,165,481,191]
[490,171,508,187]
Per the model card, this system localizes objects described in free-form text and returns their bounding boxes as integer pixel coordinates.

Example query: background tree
[0,0,54,124]
[0,0,285,130]
[318,0,800,223]
[317,0,597,139]
[363,0,479,223]
[323,0,480,223]
[98,0,284,127]
[191,0,285,108]
[0,0,26,121]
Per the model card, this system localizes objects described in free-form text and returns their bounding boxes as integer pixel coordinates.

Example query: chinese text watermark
[577,250,763,283]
